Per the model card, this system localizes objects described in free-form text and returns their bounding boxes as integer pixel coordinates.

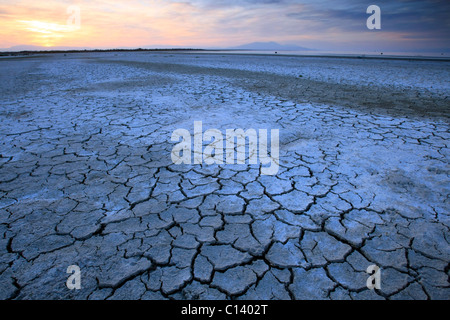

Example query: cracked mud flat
[0,52,449,300]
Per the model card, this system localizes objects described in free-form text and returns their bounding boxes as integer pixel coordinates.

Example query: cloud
[0,0,448,52]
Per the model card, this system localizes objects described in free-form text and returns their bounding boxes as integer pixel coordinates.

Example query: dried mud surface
[0,52,449,300]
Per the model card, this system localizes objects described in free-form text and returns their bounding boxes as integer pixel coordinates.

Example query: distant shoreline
[0,48,205,56]
[1,48,449,62]
[197,50,450,62]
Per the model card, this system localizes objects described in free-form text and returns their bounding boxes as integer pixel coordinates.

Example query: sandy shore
[0,52,449,300]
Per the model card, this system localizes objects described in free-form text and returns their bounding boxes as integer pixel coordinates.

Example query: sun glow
[17,20,79,47]
[0,0,446,52]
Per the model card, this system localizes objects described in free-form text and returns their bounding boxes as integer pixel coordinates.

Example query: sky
[0,0,449,53]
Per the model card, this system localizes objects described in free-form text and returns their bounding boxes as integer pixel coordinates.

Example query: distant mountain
[229,41,312,51]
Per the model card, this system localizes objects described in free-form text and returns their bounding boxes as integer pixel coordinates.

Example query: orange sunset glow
[0,0,449,53]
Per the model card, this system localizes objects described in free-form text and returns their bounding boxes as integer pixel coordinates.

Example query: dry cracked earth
[0,52,449,300]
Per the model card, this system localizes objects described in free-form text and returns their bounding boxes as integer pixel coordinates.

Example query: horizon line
[1,48,449,62]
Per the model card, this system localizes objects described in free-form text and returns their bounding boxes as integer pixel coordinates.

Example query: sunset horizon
[1,0,449,54]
